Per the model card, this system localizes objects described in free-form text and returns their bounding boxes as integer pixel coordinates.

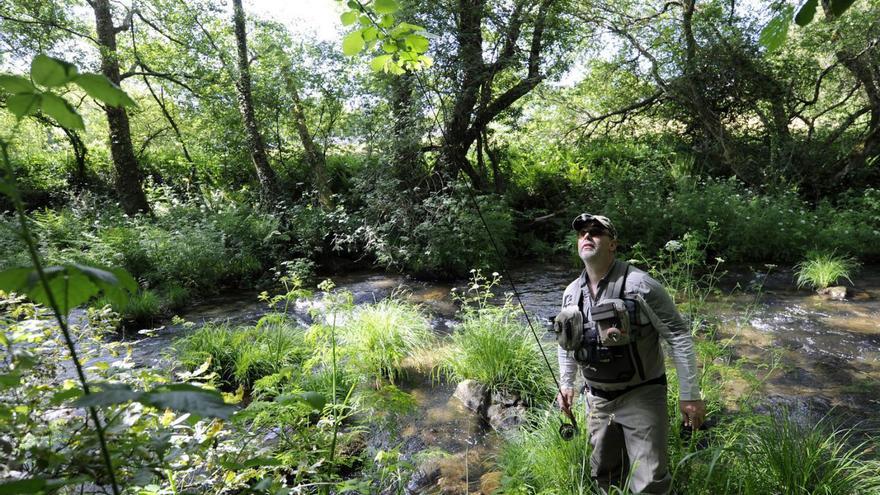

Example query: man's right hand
[557,387,575,413]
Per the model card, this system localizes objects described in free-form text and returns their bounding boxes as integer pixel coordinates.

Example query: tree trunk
[821,0,880,183]
[287,77,332,208]
[92,0,150,215]
[231,0,279,206]
[389,72,423,188]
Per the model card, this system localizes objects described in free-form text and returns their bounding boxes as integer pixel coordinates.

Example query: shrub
[338,298,434,385]
[795,252,859,290]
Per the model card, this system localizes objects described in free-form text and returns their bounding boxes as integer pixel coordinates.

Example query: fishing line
[406,66,578,437]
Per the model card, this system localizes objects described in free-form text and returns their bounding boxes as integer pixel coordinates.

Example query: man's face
[577,224,617,263]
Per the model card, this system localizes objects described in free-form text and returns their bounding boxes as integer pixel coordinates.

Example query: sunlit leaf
[795,0,818,26]
[405,34,430,53]
[0,75,35,94]
[31,54,78,87]
[74,74,136,107]
[41,93,84,130]
[340,10,358,26]
[6,93,41,117]
[379,14,395,28]
[759,6,793,52]
[342,30,365,56]
[374,0,399,14]
[371,54,393,72]
[363,26,378,42]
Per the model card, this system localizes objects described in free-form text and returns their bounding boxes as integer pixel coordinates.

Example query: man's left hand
[679,400,706,430]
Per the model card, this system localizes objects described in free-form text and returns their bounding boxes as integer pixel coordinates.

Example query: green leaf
[374,0,399,14]
[370,54,393,72]
[830,0,856,16]
[795,0,818,26]
[405,34,430,53]
[70,263,137,309]
[342,30,365,56]
[6,93,41,117]
[143,384,235,419]
[379,14,395,28]
[74,383,142,408]
[759,6,793,52]
[30,54,78,87]
[50,387,84,405]
[0,372,21,389]
[74,74,136,107]
[363,26,378,42]
[28,265,99,314]
[358,15,372,26]
[41,93,84,130]
[382,40,398,53]
[0,75,35,94]
[340,10,358,26]
[0,479,48,494]
[0,268,31,295]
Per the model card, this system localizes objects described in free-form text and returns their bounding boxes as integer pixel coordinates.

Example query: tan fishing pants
[586,384,671,494]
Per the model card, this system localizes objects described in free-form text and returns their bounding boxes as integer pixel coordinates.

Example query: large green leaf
[340,10,358,26]
[74,73,136,107]
[405,34,430,53]
[41,93,84,130]
[759,6,793,52]
[0,75,35,94]
[74,383,142,408]
[30,54,78,87]
[342,30,365,56]
[143,384,235,419]
[0,479,47,494]
[830,0,856,16]
[0,264,136,314]
[795,0,818,26]
[374,0,399,14]
[371,55,393,72]
[6,93,41,117]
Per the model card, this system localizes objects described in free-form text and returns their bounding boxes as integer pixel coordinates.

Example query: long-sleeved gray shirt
[557,259,702,401]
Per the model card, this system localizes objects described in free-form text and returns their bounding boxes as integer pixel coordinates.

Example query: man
[555,213,705,494]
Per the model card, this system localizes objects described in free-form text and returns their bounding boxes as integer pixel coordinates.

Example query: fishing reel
[558,405,579,441]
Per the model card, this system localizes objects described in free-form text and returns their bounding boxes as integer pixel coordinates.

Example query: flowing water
[121,263,880,492]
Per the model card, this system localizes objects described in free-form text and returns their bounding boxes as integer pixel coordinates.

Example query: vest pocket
[576,344,638,383]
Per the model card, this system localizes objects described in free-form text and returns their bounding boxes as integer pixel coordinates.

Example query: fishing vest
[561,263,657,384]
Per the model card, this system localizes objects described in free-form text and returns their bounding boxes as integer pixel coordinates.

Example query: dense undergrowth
[4,140,879,327]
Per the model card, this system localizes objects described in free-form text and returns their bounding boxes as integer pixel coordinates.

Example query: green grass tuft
[795,252,859,290]
[338,298,434,385]
[437,304,554,405]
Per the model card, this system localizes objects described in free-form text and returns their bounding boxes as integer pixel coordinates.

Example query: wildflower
[492,272,499,277]
[715,257,725,263]
[664,240,683,252]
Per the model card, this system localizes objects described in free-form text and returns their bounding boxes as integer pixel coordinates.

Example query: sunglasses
[578,226,609,238]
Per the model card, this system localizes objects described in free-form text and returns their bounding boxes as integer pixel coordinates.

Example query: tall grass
[337,298,434,385]
[795,252,859,290]
[497,407,595,494]
[174,319,308,391]
[675,413,880,494]
[437,304,554,405]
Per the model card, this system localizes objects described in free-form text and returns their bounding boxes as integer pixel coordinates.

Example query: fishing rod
[401,69,578,439]
[459,178,578,440]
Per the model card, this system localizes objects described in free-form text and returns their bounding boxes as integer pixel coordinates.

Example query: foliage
[437,271,554,405]
[795,251,860,290]
[338,0,433,73]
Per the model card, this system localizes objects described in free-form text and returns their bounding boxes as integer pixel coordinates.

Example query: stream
[121,263,880,493]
